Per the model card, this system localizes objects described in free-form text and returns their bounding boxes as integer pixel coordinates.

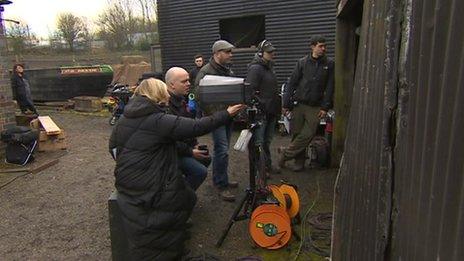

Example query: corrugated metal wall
[392,0,464,259]
[332,0,464,260]
[331,0,401,259]
[157,0,336,84]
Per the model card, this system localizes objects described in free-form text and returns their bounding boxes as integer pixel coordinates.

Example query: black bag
[1,126,39,165]
[307,135,330,168]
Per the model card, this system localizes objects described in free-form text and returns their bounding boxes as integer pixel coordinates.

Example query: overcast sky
[3,0,107,38]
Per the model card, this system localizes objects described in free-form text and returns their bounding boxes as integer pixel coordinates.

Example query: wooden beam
[38,116,61,135]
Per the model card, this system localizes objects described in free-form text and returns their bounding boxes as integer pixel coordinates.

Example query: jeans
[212,123,232,188]
[254,114,277,169]
[179,157,208,191]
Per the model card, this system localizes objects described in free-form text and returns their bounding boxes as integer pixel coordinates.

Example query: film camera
[197,75,255,105]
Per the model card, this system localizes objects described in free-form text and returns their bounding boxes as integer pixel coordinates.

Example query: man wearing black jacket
[245,40,281,177]
[279,35,334,172]
[189,54,204,86]
[166,67,210,190]
[11,64,39,115]
[194,40,239,202]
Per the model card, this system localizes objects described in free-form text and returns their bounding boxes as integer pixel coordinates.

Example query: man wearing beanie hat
[194,39,238,202]
[245,40,281,178]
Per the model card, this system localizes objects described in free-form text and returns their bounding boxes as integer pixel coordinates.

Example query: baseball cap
[212,40,235,53]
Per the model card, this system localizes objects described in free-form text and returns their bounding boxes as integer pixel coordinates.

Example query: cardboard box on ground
[30,116,67,152]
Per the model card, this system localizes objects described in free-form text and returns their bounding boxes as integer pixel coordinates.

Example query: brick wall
[0,38,16,153]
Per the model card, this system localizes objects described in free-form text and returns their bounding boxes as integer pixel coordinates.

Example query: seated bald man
[165,67,211,191]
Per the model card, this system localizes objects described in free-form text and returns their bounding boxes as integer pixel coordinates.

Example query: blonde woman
[109,78,244,260]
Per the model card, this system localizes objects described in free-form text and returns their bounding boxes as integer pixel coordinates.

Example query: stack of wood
[30,116,67,152]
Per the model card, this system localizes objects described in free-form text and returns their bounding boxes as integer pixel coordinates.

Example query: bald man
[165,67,211,191]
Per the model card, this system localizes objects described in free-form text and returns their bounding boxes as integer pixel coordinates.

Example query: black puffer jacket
[283,55,334,111]
[109,95,231,260]
[245,54,280,116]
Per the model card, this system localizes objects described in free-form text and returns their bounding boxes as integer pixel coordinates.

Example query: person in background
[165,67,210,191]
[245,40,281,178]
[11,64,39,115]
[189,54,204,86]
[194,40,238,202]
[109,78,244,260]
[278,35,334,172]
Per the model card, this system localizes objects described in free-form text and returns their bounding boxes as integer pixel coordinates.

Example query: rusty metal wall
[392,0,464,259]
[332,0,464,260]
[331,0,401,259]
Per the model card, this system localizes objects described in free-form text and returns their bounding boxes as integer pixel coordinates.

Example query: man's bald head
[165,67,190,96]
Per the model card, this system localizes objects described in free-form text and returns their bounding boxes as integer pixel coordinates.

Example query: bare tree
[98,0,133,49]
[6,23,35,55]
[80,18,95,50]
[137,0,157,39]
[56,13,85,51]
[97,0,158,50]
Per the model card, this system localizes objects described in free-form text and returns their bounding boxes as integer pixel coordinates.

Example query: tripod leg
[216,192,250,247]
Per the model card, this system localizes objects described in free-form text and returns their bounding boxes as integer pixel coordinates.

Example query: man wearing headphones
[279,35,334,172]
[245,40,281,178]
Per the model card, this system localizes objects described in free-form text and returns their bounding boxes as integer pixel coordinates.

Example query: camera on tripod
[197,75,258,106]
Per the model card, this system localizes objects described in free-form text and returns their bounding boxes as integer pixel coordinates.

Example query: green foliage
[136,38,151,51]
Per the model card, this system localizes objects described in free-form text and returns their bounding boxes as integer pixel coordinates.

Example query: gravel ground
[0,110,337,261]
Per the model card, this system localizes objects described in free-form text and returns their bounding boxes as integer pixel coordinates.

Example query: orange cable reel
[249,204,292,249]
[248,183,300,249]
[278,184,300,218]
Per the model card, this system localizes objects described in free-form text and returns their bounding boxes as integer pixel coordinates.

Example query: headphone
[257,39,268,57]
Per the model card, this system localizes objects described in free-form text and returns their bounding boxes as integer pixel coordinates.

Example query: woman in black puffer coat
[109,78,244,260]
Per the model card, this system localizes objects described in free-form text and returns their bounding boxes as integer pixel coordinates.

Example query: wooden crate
[30,117,67,152]
[37,130,67,152]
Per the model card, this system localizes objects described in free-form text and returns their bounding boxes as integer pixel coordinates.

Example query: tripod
[216,107,269,247]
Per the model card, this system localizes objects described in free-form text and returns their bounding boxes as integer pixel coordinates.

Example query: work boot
[292,158,305,172]
[217,187,236,202]
[228,180,239,188]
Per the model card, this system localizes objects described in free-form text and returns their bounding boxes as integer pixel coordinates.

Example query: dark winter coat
[168,92,197,157]
[245,54,281,116]
[189,66,201,86]
[10,73,33,107]
[283,55,334,111]
[194,58,234,115]
[109,95,231,260]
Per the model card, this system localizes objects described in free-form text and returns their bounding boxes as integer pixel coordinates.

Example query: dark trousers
[283,104,320,160]
[179,156,210,191]
[254,114,277,169]
[17,98,38,114]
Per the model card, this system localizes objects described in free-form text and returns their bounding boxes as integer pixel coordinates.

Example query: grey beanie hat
[212,40,235,53]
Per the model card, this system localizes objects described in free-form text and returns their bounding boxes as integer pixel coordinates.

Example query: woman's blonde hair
[134,78,170,104]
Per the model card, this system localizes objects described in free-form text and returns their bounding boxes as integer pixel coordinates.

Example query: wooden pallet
[37,116,61,135]
[30,116,67,152]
